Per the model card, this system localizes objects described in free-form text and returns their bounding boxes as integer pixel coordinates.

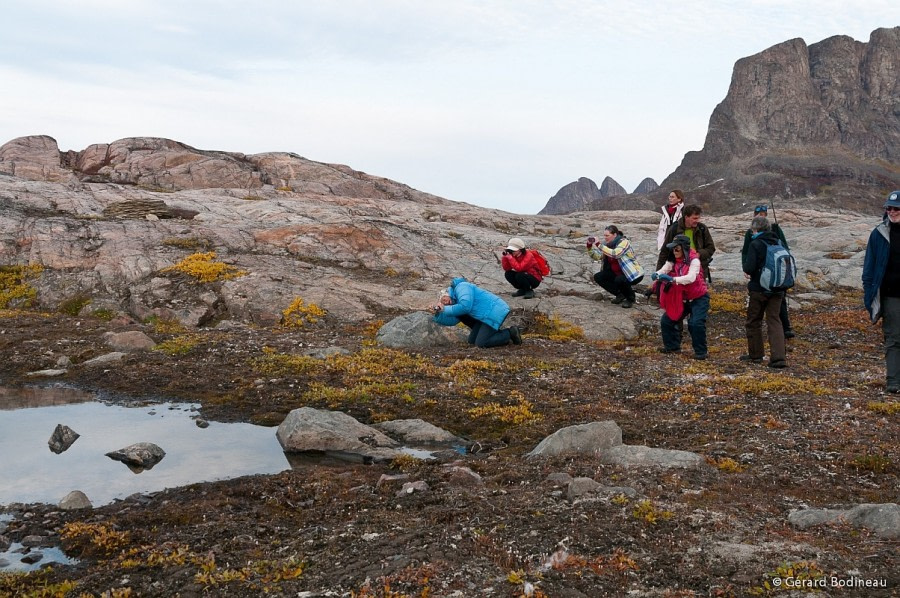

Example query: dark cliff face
[538,176,627,215]
[663,26,900,210]
[633,178,659,195]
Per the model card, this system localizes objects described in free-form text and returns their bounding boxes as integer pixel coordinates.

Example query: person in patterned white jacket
[586,225,645,309]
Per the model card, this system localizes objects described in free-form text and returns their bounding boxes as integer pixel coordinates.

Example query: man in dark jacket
[740,204,794,338]
[862,190,900,393]
[656,205,716,282]
[741,216,786,368]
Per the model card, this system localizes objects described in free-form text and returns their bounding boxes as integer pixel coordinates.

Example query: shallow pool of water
[0,385,291,507]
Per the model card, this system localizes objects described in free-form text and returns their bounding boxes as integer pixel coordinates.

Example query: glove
[657,274,674,283]
[650,272,658,281]
[586,236,596,248]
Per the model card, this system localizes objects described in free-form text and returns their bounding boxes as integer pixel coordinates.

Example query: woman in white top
[656,189,685,250]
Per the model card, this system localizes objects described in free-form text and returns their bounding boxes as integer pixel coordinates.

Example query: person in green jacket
[740,205,794,338]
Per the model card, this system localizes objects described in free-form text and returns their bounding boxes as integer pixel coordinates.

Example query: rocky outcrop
[663,27,900,211]
[0,134,878,343]
[598,176,626,198]
[632,178,659,195]
[538,176,626,215]
[0,135,445,205]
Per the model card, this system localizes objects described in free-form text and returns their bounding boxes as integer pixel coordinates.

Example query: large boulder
[276,407,401,463]
[376,311,468,348]
[527,421,623,458]
[103,331,156,351]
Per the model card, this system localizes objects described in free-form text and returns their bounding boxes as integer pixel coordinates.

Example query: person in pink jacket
[651,234,710,360]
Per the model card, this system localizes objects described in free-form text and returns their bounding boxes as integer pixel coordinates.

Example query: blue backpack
[760,241,796,292]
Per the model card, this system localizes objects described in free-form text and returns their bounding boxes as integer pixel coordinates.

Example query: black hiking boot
[610,294,625,304]
[511,289,527,297]
[509,326,522,345]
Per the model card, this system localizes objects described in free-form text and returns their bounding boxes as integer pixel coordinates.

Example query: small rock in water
[48,424,80,454]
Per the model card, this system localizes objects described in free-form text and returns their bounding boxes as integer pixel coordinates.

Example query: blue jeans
[660,293,709,357]
[459,315,511,348]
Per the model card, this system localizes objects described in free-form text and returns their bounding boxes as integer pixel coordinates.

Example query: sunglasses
[754,205,768,213]
[887,207,900,212]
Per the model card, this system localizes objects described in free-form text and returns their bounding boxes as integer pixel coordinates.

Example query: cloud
[0,1,895,213]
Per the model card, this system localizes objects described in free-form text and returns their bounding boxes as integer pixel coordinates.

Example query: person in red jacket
[501,237,543,299]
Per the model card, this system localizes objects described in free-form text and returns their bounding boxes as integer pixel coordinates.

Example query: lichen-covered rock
[105,442,166,470]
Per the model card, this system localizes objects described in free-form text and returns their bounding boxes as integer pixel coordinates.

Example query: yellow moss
[444,359,499,385]
[361,319,384,346]
[281,297,327,328]
[631,500,674,525]
[327,348,435,382]
[530,313,584,341]
[866,401,900,415]
[468,397,542,425]
[252,349,324,377]
[161,252,247,283]
[145,316,188,334]
[153,335,200,356]
[0,264,43,309]
[0,570,79,597]
[304,381,417,406]
[711,457,746,473]
[60,521,130,556]
[709,289,746,314]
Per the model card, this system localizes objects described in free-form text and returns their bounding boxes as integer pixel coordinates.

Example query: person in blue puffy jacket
[431,277,522,348]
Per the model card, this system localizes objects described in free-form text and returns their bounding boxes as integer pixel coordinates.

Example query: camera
[502,249,510,255]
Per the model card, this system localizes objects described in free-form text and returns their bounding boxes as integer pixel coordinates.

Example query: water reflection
[0,385,290,507]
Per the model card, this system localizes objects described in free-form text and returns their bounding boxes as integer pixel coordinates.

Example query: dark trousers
[593,269,643,302]
[746,291,785,363]
[660,294,710,357]
[505,270,540,292]
[883,296,900,387]
[459,315,511,348]
[779,292,792,332]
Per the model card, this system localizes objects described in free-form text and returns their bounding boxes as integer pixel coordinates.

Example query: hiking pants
[459,315,511,348]
[505,270,540,292]
[660,294,709,357]
[594,269,643,302]
[779,291,792,333]
[883,296,900,388]
[746,291,785,363]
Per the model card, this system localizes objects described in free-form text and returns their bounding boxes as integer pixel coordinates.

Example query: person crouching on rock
[586,225,644,308]
[501,237,542,299]
[431,277,522,347]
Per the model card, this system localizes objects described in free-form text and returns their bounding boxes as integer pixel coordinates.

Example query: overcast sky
[0,2,896,214]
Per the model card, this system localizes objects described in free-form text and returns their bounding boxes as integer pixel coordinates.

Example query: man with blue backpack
[741,204,795,338]
[741,215,790,368]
